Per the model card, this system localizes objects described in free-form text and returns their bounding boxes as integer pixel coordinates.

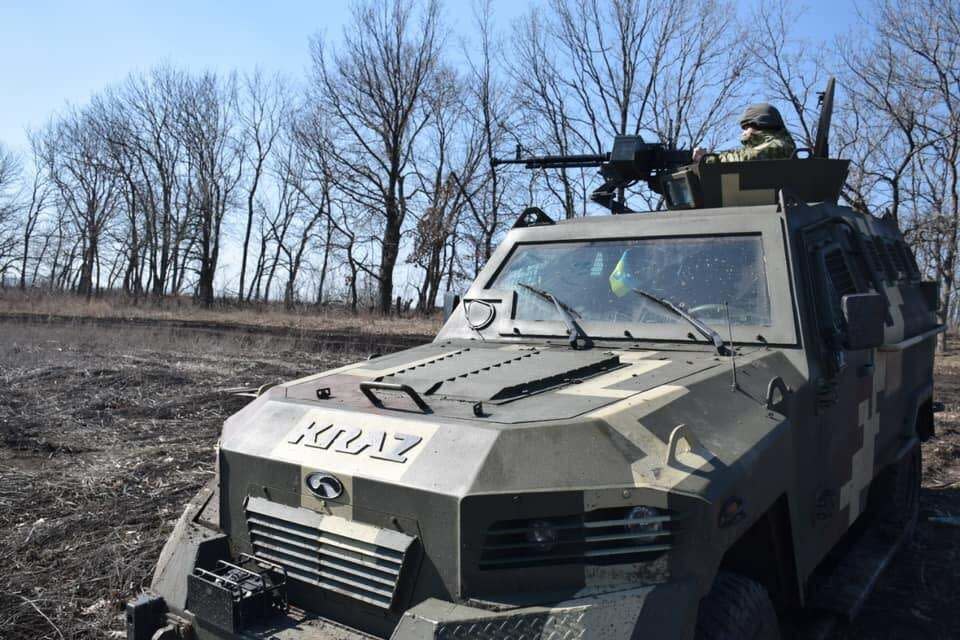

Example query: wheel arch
[914,394,935,442]
[901,381,935,443]
[716,493,803,610]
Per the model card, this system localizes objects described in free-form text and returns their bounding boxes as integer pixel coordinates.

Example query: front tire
[695,572,781,640]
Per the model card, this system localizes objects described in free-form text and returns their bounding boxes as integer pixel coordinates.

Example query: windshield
[489,235,771,332]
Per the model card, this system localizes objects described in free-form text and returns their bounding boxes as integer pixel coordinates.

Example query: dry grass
[0,289,443,337]
[0,322,392,639]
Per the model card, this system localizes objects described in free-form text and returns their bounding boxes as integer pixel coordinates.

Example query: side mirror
[442,291,461,322]
[841,293,885,350]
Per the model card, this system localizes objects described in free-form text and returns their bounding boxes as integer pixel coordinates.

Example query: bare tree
[836,35,931,222]
[175,72,242,306]
[510,8,583,218]
[261,138,328,308]
[745,0,825,148]
[841,0,960,350]
[309,0,442,313]
[0,143,22,280]
[237,70,287,302]
[38,109,121,297]
[409,61,493,310]
[90,92,149,299]
[17,146,52,289]
[459,0,517,273]
[648,0,746,162]
[120,68,187,297]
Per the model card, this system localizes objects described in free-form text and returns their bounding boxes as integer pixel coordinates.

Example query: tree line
[0,0,957,324]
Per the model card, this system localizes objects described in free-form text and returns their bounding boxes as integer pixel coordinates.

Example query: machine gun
[492,136,692,214]
[495,80,845,215]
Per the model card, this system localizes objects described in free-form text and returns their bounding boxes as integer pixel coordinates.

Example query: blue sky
[0,0,862,155]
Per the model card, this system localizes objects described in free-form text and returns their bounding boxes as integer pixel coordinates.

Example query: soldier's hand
[693,147,707,162]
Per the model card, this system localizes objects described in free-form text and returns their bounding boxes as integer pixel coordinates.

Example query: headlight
[625,505,667,535]
[479,505,675,570]
[525,520,559,552]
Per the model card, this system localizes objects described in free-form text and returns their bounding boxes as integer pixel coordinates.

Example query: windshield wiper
[517,283,591,348]
[632,288,727,355]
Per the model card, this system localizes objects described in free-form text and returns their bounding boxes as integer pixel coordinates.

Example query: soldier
[693,103,796,163]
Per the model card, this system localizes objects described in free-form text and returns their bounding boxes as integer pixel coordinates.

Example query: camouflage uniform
[710,128,797,163]
[708,102,797,163]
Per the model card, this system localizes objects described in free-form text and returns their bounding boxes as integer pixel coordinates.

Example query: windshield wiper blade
[632,288,727,355]
[517,282,591,348]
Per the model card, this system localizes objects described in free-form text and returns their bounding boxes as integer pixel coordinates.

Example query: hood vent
[377,348,624,404]
[486,354,623,402]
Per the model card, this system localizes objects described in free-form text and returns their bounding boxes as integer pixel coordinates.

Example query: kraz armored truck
[128,83,942,640]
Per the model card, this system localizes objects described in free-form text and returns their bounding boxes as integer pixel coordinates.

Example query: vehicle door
[800,220,880,557]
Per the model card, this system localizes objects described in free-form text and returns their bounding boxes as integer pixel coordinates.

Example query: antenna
[725,301,738,391]
[813,77,836,158]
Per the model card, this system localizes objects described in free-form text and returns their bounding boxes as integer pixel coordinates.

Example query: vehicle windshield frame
[469,210,798,347]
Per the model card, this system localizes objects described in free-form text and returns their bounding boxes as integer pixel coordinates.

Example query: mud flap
[126,593,166,640]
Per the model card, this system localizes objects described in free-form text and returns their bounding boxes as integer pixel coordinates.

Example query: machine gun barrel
[491,152,609,169]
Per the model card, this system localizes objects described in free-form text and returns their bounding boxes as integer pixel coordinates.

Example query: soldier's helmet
[739,103,786,131]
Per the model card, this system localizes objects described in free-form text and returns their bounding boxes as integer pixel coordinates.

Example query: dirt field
[0,319,958,639]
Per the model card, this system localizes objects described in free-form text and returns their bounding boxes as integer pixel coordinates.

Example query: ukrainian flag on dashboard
[609,251,633,298]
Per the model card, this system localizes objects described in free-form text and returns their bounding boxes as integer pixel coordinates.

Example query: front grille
[244,497,415,609]
[479,506,676,570]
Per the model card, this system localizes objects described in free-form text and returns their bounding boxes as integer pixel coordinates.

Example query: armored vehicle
[128,83,942,640]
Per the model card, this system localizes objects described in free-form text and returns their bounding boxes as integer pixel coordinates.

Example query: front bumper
[130,580,698,640]
[392,582,698,639]
[131,481,698,639]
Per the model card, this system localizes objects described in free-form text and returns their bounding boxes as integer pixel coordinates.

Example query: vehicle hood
[220,340,792,499]
[219,339,739,506]
[280,339,725,424]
